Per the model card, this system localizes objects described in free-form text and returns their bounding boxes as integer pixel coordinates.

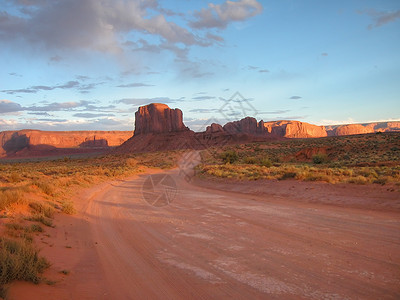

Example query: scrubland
[198,132,400,185]
[0,151,180,296]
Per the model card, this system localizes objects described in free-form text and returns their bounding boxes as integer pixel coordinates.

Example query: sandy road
[9,153,400,299]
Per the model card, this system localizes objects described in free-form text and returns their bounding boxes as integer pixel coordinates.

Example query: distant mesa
[0,130,132,158]
[1,103,399,157]
[263,120,327,138]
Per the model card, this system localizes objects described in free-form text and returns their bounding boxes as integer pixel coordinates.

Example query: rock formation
[263,121,327,138]
[223,117,268,135]
[331,124,374,136]
[205,123,224,133]
[134,103,189,135]
[0,130,132,157]
[326,122,400,136]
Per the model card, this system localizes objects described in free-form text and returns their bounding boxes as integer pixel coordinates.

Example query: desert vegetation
[0,151,181,294]
[198,132,400,185]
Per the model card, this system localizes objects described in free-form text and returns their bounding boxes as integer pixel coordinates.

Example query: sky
[0,0,399,132]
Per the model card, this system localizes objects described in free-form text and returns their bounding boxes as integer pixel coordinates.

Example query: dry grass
[0,237,50,286]
[198,132,400,185]
[0,150,182,293]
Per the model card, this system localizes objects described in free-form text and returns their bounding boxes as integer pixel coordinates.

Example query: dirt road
[9,154,400,299]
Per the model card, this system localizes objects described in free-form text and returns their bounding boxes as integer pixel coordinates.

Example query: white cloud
[0,0,203,54]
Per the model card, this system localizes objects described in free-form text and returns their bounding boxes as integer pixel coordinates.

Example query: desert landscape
[1,103,399,299]
[1,1,400,299]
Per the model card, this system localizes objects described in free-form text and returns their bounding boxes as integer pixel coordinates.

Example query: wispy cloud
[1,80,103,95]
[358,9,400,29]
[116,82,154,88]
[290,96,302,100]
[190,0,263,29]
[116,97,184,106]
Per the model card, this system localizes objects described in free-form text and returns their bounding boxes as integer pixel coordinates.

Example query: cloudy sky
[0,0,399,132]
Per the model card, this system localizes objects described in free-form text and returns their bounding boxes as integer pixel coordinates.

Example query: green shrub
[0,237,50,286]
[260,157,272,167]
[27,215,53,227]
[243,156,257,164]
[312,153,328,164]
[220,150,238,164]
[279,171,297,180]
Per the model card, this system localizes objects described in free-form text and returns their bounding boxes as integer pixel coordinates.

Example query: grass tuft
[0,237,50,286]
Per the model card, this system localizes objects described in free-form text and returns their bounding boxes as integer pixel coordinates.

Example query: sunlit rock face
[0,130,132,157]
[263,120,327,138]
[134,103,189,135]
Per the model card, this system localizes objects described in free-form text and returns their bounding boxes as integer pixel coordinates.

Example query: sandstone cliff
[134,103,189,135]
[263,121,327,138]
[117,104,280,153]
[0,130,132,157]
[326,122,400,136]
[223,117,268,135]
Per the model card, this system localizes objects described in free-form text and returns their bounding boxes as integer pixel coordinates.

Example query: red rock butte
[134,103,189,135]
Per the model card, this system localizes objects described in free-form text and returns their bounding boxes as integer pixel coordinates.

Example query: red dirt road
[8,155,400,299]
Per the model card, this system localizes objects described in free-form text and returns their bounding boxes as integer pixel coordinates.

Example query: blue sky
[0,0,399,131]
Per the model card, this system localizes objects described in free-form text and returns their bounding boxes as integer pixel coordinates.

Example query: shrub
[0,189,26,210]
[33,181,55,196]
[61,202,75,215]
[347,176,368,185]
[27,215,53,227]
[260,157,272,167]
[0,237,50,286]
[279,171,297,180]
[29,202,55,218]
[220,150,238,164]
[243,156,257,164]
[312,153,329,164]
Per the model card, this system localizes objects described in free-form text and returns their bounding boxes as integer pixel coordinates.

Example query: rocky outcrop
[0,130,132,157]
[134,103,189,135]
[263,121,327,138]
[117,104,281,153]
[223,117,267,135]
[205,123,224,133]
[326,122,400,136]
[332,124,374,136]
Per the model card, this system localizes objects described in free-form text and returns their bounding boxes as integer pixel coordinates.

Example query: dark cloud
[129,39,189,60]
[27,112,51,116]
[8,72,22,77]
[321,52,328,56]
[116,82,154,88]
[290,96,302,100]
[27,101,83,112]
[116,97,184,106]
[259,110,291,115]
[358,9,400,29]
[36,118,68,122]
[1,80,103,95]
[190,0,263,29]
[259,69,269,73]
[0,100,23,113]
[192,96,216,101]
[49,55,62,62]
[189,108,219,113]
[73,113,115,118]
[2,80,79,94]
[206,33,224,43]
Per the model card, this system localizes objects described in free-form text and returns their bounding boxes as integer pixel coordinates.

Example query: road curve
[9,152,400,299]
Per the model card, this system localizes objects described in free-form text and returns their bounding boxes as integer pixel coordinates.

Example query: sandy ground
[8,153,400,299]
